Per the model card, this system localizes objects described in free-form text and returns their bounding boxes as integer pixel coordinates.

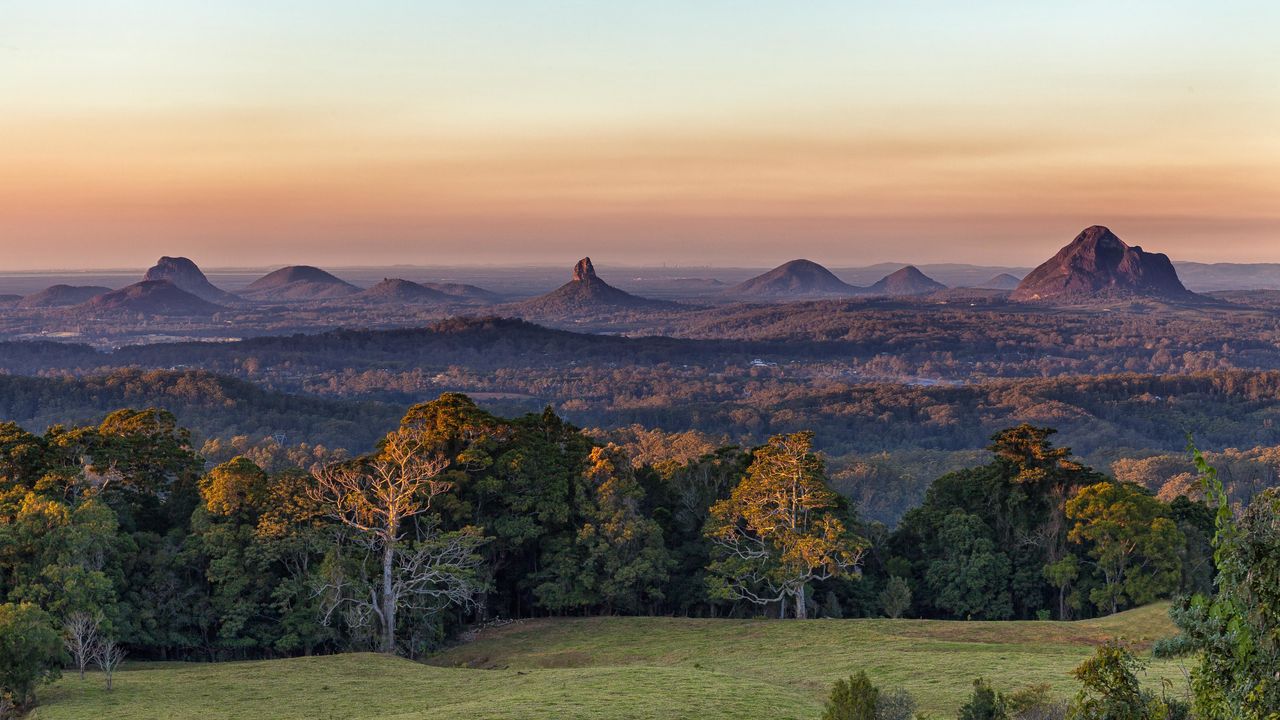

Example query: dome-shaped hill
[357,279,452,303]
[727,259,860,298]
[143,256,240,304]
[241,265,360,302]
[19,284,113,308]
[975,273,1022,290]
[867,266,947,296]
[1012,226,1198,302]
[420,282,499,301]
[79,280,223,315]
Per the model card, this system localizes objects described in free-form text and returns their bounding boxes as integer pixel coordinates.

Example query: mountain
[0,295,21,306]
[419,282,499,301]
[726,259,861,298]
[79,280,223,315]
[1012,226,1197,302]
[516,258,676,314]
[241,266,360,302]
[18,285,113,308]
[143,256,240,304]
[867,266,947,296]
[357,279,452,303]
[975,273,1022,290]
[831,263,1033,288]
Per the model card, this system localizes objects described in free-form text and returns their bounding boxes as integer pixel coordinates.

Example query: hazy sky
[2,1,1278,270]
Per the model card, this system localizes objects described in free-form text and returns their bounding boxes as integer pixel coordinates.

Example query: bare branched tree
[94,637,126,691]
[309,428,485,653]
[62,612,101,680]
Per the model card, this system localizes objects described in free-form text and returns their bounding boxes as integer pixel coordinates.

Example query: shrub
[1065,643,1152,720]
[959,678,1009,720]
[823,670,879,720]
[1007,684,1067,720]
[875,688,917,720]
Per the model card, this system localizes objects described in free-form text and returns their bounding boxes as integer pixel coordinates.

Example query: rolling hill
[726,259,861,299]
[36,605,1180,719]
[241,266,361,301]
[79,280,224,316]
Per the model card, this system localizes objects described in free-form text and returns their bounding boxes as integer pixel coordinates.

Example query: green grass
[33,604,1191,720]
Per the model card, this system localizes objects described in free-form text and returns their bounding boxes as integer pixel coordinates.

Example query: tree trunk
[381,540,396,653]
[795,585,807,620]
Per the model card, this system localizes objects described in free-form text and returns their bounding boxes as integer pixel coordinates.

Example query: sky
[2,1,1278,270]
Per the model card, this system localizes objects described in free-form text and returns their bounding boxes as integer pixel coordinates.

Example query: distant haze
[3,2,1278,269]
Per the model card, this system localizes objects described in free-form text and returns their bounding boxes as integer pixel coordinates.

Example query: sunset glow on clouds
[2,1,1278,268]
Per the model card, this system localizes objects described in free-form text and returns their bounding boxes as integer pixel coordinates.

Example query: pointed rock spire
[573,257,597,282]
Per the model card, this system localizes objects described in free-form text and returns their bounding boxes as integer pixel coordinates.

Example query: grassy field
[33,604,1189,720]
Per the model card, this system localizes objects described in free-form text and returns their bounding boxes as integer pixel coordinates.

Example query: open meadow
[34,604,1187,720]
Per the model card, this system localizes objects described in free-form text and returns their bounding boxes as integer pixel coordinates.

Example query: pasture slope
[34,604,1186,720]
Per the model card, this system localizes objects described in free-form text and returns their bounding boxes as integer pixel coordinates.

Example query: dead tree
[309,428,484,654]
[62,612,101,680]
[94,637,126,690]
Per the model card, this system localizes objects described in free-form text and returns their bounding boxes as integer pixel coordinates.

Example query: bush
[1065,643,1156,720]
[823,670,878,720]
[959,678,1009,720]
[875,688,917,720]
[1007,684,1067,720]
[0,603,64,712]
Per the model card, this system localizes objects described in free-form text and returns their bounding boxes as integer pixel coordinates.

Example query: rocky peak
[1012,225,1195,302]
[573,257,597,283]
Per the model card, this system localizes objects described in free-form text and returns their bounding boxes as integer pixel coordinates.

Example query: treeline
[0,396,1223,653]
[0,366,1278,528]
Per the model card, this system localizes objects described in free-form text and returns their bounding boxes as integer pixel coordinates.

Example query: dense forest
[1,394,1276,716]
[0,396,1223,638]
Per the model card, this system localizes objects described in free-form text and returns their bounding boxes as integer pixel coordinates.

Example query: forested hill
[0,317,851,375]
[0,369,398,450]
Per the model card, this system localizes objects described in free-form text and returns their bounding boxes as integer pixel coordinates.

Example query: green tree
[193,458,282,654]
[890,426,1102,620]
[706,432,866,619]
[925,512,1012,620]
[822,590,844,619]
[822,670,878,720]
[1169,447,1280,719]
[1043,554,1080,620]
[879,576,911,619]
[1066,482,1183,614]
[0,603,63,711]
[566,445,671,614]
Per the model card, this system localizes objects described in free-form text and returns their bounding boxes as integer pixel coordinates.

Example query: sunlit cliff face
[2,2,1278,269]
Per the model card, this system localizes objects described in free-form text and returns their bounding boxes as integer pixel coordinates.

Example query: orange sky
[2,2,1278,269]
